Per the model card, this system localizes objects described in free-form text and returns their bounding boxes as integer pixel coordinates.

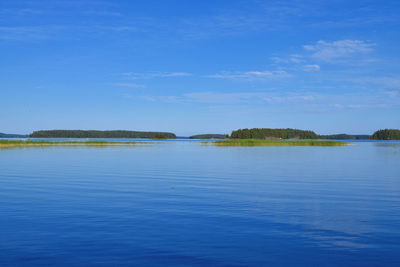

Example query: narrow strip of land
[208,139,348,146]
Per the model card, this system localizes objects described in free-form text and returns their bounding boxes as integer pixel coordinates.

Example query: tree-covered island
[371,129,400,140]
[210,139,347,146]
[206,128,348,146]
[319,134,371,140]
[29,130,176,139]
[0,132,27,138]
[230,128,318,139]
[190,134,228,139]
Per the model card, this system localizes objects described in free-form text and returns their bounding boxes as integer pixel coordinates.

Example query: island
[210,139,348,146]
[319,134,371,140]
[29,130,176,139]
[189,134,228,139]
[230,128,319,139]
[0,132,27,138]
[371,129,400,140]
[203,128,348,146]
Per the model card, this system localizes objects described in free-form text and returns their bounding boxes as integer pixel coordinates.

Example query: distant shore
[207,139,348,146]
[28,130,176,139]
[0,140,146,149]
[1,128,399,141]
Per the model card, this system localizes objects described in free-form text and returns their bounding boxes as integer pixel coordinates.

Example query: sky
[1,0,399,136]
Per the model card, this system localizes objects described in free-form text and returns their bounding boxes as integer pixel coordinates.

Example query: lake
[1,140,399,266]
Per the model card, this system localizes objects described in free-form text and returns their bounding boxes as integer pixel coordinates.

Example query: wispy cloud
[303,64,320,71]
[82,10,122,17]
[124,94,183,103]
[303,40,375,62]
[383,91,399,97]
[351,77,400,90]
[184,92,264,104]
[0,26,63,41]
[271,55,304,64]
[124,90,400,112]
[125,91,315,105]
[177,13,273,39]
[184,92,314,104]
[92,25,137,32]
[331,103,394,109]
[113,83,144,88]
[270,39,376,72]
[121,72,192,79]
[0,24,140,41]
[0,8,43,16]
[2,0,398,45]
[206,70,290,80]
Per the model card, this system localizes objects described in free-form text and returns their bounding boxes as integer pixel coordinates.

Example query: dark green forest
[230,128,318,139]
[190,134,228,139]
[319,134,371,140]
[0,132,27,138]
[371,129,400,140]
[29,130,176,139]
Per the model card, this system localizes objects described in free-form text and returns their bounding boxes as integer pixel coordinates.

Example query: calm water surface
[1,141,399,266]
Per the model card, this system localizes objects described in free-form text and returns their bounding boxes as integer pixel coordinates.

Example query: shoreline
[206,139,349,146]
[0,140,148,149]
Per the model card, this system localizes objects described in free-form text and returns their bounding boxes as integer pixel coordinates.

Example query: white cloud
[272,55,304,64]
[124,94,183,103]
[0,24,140,41]
[368,77,400,89]
[206,70,290,80]
[113,83,144,88]
[384,91,399,97]
[303,64,320,71]
[159,72,192,77]
[332,103,393,109]
[82,11,122,17]
[0,26,52,41]
[184,92,263,103]
[191,92,314,104]
[303,40,375,61]
[122,72,192,79]
[352,77,400,91]
[125,90,400,111]
[0,8,43,16]
[126,91,316,105]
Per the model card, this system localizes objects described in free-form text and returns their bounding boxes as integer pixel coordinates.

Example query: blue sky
[1,0,399,135]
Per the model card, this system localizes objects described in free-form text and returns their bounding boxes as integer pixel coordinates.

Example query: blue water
[1,141,400,266]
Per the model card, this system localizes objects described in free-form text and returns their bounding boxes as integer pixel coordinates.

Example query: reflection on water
[0,141,399,266]
[374,142,400,149]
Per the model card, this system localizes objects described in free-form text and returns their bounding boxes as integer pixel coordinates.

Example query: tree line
[230,128,319,139]
[319,134,370,140]
[29,130,176,139]
[189,134,228,139]
[230,128,400,140]
[4,128,400,140]
[371,129,400,140]
[0,132,27,138]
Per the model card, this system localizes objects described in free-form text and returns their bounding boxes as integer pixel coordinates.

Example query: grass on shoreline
[207,139,348,146]
[0,140,146,149]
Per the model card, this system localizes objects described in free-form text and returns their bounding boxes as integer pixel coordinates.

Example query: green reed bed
[208,139,348,146]
[0,140,145,148]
